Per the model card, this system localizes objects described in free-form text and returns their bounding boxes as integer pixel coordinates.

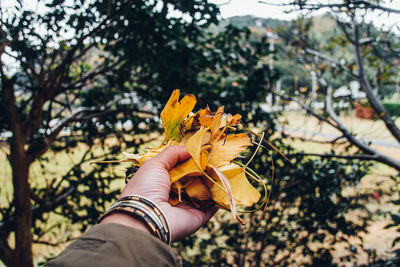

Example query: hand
[102,146,217,242]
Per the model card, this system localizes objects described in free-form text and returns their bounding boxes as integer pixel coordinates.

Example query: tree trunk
[9,137,33,267]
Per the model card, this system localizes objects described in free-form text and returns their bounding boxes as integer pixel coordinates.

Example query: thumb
[146,146,190,170]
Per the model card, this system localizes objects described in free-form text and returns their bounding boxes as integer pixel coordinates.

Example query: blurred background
[1,0,400,266]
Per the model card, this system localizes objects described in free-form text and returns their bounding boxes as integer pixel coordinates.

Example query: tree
[261,0,400,171]
[0,0,379,266]
[0,1,277,266]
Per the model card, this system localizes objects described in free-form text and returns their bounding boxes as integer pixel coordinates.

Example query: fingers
[148,146,190,171]
[167,203,218,241]
[122,146,191,202]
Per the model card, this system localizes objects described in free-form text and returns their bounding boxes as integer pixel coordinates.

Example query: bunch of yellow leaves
[103,90,265,224]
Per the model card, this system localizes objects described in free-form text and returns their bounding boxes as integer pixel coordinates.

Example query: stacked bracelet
[99,195,171,245]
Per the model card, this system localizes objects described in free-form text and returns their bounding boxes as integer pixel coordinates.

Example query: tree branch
[286,152,378,161]
[357,0,400,14]
[304,48,357,77]
[0,238,14,267]
[278,72,400,171]
[4,50,40,79]
[25,107,96,162]
[351,18,400,143]
[0,185,76,243]
[284,133,347,145]
[276,92,337,129]
[66,58,122,90]
[335,17,355,44]
[45,0,135,93]
[24,0,135,139]
[326,85,400,171]
[1,75,25,145]
[27,104,156,162]
[258,1,400,14]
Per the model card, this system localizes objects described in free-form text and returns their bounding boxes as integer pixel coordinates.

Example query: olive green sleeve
[45,223,181,267]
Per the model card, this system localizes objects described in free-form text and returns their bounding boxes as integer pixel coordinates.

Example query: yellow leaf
[179,131,194,145]
[169,152,208,183]
[211,106,224,134]
[198,107,213,129]
[221,113,241,129]
[185,177,211,201]
[185,126,211,170]
[161,89,196,142]
[210,164,260,208]
[183,106,225,134]
[208,164,237,220]
[183,106,212,132]
[123,145,168,165]
[168,193,180,206]
[209,133,252,168]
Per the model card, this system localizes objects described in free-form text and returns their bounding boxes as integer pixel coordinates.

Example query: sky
[210,0,400,31]
[210,0,300,20]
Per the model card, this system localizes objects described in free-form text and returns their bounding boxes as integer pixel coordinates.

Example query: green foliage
[0,0,377,265]
[359,99,372,108]
[382,102,400,117]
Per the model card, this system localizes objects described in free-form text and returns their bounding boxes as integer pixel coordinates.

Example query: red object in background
[355,102,376,120]
[372,192,381,200]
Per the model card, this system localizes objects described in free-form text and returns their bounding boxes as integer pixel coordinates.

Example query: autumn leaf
[208,164,237,220]
[209,133,252,168]
[169,152,208,183]
[185,177,211,201]
[161,89,196,142]
[185,126,211,170]
[210,164,261,208]
[124,145,168,165]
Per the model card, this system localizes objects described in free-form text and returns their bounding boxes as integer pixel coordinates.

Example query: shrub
[382,102,400,117]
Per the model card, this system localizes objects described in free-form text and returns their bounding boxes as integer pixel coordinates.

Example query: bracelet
[118,195,171,241]
[109,201,169,243]
[99,195,171,245]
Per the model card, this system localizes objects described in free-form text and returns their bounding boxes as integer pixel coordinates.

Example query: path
[279,126,400,148]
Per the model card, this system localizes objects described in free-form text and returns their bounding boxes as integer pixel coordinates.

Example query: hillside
[208,15,289,34]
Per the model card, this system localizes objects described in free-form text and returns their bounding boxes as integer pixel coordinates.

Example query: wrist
[98,195,171,244]
[100,212,151,235]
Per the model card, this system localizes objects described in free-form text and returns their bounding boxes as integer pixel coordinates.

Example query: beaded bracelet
[99,195,171,245]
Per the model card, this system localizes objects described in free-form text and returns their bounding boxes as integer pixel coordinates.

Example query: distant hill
[209,14,336,36]
[227,15,288,29]
[208,15,289,34]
